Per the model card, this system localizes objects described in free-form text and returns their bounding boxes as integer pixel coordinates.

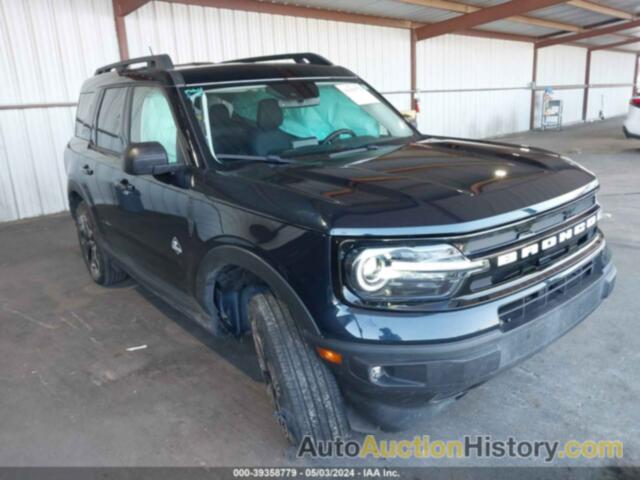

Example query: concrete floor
[0,118,638,468]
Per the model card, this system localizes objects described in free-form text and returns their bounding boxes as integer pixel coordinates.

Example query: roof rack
[94,54,174,75]
[222,52,333,66]
[174,61,215,68]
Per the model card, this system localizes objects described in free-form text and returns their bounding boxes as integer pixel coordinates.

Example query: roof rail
[222,52,333,66]
[174,61,215,68]
[94,54,174,75]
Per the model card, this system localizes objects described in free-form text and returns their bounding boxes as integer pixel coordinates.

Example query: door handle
[115,178,135,193]
[81,164,93,175]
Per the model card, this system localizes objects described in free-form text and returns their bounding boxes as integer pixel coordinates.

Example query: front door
[111,85,192,292]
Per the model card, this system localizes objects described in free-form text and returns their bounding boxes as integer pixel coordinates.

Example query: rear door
[89,86,130,252]
[66,91,99,209]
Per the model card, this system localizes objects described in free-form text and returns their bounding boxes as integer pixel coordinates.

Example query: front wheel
[249,292,349,444]
[75,201,127,286]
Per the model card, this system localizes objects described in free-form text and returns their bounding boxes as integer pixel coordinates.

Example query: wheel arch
[195,244,322,338]
[67,179,92,217]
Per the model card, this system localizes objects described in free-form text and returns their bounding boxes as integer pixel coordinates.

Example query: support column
[529,46,538,130]
[410,28,418,111]
[582,49,592,121]
[113,0,130,60]
[633,52,639,97]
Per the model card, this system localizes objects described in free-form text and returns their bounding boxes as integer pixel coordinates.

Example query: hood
[209,138,597,235]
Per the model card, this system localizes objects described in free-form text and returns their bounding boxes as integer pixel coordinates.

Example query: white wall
[534,45,587,128]
[0,0,628,224]
[587,50,636,120]
[415,34,534,138]
[0,0,119,222]
[125,1,412,111]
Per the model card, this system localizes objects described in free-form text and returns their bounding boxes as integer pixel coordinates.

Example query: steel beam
[161,0,416,29]
[589,37,640,51]
[399,0,582,32]
[115,0,150,16]
[456,29,536,43]
[567,0,634,20]
[113,0,130,60]
[537,19,640,48]
[415,0,567,41]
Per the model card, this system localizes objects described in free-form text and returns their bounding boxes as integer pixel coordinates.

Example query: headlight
[343,243,488,303]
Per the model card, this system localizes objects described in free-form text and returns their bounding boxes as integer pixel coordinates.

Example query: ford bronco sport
[66,53,616,443]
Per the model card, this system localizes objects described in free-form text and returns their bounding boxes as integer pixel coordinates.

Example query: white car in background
[623,96,640,139]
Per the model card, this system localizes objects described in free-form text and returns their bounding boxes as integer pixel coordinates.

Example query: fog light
[369,366,384,384]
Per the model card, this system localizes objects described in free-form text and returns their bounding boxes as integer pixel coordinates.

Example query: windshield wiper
[328,144,381,158]
[216,154,295,164]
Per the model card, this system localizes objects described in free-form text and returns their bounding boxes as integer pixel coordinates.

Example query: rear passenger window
[96,87,127,153]
[75,92,95,140]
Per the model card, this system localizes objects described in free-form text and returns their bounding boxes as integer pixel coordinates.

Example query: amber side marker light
[316,347,343,365]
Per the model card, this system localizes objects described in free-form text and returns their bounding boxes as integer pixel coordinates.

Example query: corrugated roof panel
[348,0,457,22]
[464,1,632,26]
[262,0,457,23]
[529,4,611,27]
[577,34,632,46]
[618,26,640,36]
[476,20,557,37]
[595,0,639,15]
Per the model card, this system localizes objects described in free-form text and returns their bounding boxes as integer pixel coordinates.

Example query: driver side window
[130,86,182,164]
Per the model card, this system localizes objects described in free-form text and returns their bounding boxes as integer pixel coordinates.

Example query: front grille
[498,259,599,332]
[464,208,599,297]
[457,192,597,256]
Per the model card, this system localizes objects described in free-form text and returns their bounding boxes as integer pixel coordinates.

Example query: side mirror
[123,142,173,175]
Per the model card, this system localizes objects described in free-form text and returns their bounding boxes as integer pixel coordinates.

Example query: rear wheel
[249,292,349,444]
[75,201,127,286]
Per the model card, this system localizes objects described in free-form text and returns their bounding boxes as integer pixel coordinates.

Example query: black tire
[249,292,349,444]
[75,201,127,286]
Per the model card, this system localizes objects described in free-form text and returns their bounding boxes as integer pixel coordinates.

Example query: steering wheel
[320,129,357,145]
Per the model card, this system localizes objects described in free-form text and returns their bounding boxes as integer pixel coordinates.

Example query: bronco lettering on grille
[496,215,598,267]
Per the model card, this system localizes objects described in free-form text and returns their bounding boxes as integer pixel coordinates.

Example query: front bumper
[623,126,640,140]
[311,253,616,429]
[623,106,640,138]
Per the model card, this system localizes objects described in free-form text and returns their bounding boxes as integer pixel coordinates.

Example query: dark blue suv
[65,53,616,443]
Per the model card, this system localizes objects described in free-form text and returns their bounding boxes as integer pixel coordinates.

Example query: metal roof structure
[114,1,640,54]
[112,0,640,117]
[243,0,640,51]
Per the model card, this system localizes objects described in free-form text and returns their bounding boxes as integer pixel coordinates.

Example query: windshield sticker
[336,83,378,105]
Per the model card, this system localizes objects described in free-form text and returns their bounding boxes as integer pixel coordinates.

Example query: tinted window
[75,92,95,140]
[96,87,127,153]
[130,86,181,164]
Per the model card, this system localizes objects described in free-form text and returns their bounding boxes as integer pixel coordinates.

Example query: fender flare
[195,244,322,337]
[67,178,93,209]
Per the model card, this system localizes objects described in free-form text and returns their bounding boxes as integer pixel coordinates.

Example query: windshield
[183,80,414,162]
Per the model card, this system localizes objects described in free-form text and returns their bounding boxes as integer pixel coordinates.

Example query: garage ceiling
[254,0,640,51]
